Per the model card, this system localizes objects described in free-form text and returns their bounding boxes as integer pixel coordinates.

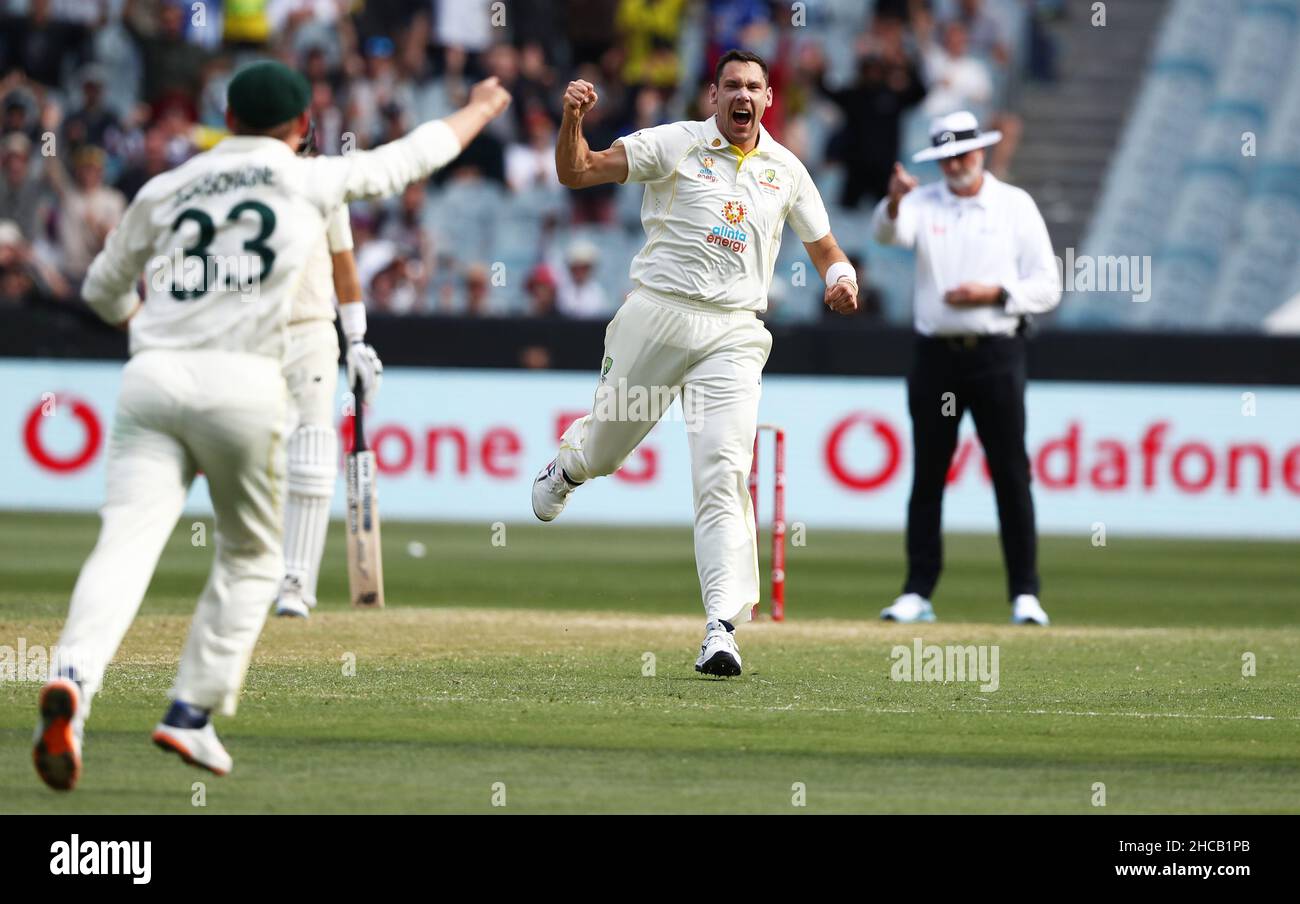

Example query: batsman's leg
[278,323,340,616]
[682,315,772,628]
[171,355,287,719]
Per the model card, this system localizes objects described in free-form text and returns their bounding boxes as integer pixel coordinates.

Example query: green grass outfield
[1,511,1297,814]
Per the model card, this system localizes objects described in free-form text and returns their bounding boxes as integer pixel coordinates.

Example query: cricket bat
[346,376,385,608]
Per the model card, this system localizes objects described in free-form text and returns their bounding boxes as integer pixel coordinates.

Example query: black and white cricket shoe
[695,623,742,677]
[531,458,580,522]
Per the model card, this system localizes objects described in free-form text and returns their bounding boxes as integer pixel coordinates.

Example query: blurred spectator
[367,249,420,314]
[554,240,608,319]
[126,0,210,109]
[0,133,48,241]
[114,126,171,201]
[0,218,71,306]
[62,65,125,155]
[460,261,496,316]
[951,0,1010,68]
[618,0,685,89]
[306,78,345,155]
[567,0,620,67]
[2,87,41,143]
[222,0,272,47]
[47,145,125,282]
[0,0,94,88]
[346,35,417,148]
[525,263,559,317]
[921,21,994,119]
[434,0,495,76]
[816,15,927,208]
[376,183,433,300]
[506,110,561,194]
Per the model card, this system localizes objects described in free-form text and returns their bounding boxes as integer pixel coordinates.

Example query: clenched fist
[824,279,859,315]
[888,162,919,204]
[562,79,598,120]
[469,76,512,119]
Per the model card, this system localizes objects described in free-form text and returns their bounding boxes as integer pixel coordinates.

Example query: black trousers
[903,333,1040,602]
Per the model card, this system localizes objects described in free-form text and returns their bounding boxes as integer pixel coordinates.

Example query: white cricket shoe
[880,593,936,623]
[1010,594,1050,626]
[695,623,742,677]
[152,722,234,776]
[33,678,85,791]
[531,458,579,522]
[274,576,310,619]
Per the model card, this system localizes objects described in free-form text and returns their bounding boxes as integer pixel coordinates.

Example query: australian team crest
[758,167,780,191]
[696,152,719,183]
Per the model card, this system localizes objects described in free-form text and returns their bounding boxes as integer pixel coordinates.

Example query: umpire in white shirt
[873,111,1061,626]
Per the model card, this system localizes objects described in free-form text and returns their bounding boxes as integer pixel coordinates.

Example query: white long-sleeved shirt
[872,173,1061,336]
[291,203,354,325]
[82,120,460,359]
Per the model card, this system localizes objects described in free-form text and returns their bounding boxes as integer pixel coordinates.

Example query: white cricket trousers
[557,288,772,625]
[57,349,288,716]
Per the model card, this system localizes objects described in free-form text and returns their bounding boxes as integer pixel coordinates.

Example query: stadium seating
[1069,0,1300,331]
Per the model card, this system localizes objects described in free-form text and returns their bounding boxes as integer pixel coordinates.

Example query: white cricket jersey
[82,120,460,359]
[871,173,1062,336]
[616,115,830,312]
[290,204,354,325]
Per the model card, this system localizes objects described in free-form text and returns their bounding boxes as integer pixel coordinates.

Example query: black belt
[920,332,1018,351]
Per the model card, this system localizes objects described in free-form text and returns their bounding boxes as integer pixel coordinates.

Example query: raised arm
[873,162,919,248]
[555,79,629,188]
[313,77,511,208]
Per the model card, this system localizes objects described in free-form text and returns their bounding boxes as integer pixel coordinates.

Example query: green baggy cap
[227,61,311,130]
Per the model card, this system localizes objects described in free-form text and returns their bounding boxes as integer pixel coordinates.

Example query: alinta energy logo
[706,201,748,253]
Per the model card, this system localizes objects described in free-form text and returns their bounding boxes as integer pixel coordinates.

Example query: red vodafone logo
[24,395,103,473]
[825,412,904,491]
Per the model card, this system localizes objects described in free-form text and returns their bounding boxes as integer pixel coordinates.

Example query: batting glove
[346,341,383,402]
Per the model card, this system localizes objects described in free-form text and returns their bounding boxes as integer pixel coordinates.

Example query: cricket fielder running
[531,50,858,676]
[273,129,381,619]
[33,61,510,790]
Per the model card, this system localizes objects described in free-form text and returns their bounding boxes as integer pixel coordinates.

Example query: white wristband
[826,261,857,288]
[339,302,367,342]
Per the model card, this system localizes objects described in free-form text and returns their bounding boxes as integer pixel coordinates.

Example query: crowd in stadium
[0,0,1052,322]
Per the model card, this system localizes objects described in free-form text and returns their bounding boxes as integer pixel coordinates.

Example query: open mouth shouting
[729,105,754,132]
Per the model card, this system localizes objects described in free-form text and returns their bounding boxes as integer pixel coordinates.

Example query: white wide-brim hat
[911,111,1002,163]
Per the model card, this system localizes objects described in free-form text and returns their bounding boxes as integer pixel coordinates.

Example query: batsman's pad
[287,424,337,496]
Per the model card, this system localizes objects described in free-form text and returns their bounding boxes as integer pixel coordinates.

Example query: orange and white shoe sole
[34,679,82,791]
[151,730,229,777]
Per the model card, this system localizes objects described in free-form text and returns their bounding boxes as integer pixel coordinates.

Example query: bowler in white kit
[532,50,858,676]
[32,61,511,790]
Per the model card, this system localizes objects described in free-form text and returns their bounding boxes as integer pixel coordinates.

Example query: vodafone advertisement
[5,359,1299,538]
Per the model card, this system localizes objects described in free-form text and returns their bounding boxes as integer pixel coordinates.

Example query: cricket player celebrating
[532,50,857,677]
[273,130,381,620]
[34,61,510,790]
